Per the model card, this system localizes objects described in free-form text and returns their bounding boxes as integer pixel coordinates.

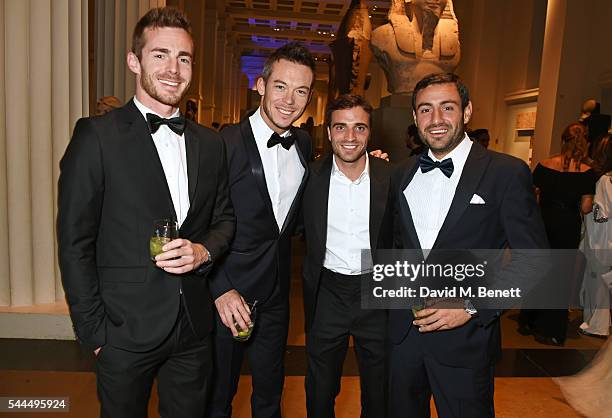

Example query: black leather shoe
[517,323,533,336]
[534,333,564,346]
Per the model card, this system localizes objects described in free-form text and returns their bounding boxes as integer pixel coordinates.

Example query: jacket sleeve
[476,160,550,328]
[57,118,106,351]
[200,138,235,265]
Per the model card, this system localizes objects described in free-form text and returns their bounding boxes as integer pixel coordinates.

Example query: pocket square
[470,194,485,204]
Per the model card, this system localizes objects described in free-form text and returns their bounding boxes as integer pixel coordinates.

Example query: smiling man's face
[256,59,314,134]
[128,26,193,115]
[328,106,370,165]
[413,82,472,158]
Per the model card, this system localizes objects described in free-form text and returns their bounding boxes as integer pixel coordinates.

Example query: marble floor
[0,239,608,417]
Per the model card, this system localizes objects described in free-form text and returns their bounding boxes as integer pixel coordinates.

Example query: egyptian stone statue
[329,0,372,98]
[370,0,460,94]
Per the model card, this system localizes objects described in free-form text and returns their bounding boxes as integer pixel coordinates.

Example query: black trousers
[207,285,289,418]
[95,298,212,418]
[305,268,387,418]
[388,326,495,418]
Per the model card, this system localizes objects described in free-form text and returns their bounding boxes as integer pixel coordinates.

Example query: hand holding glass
[233,301,258,342]
[150,219,178,261]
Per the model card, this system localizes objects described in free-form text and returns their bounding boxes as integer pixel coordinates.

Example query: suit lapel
[311,154,333,249]
[240,118,279,233]
[398,158,421,250]
[119,100,176,220]
[184,121,199,209]
[369,159,389,251]
[432,144,490,249]
[279,131,310,235]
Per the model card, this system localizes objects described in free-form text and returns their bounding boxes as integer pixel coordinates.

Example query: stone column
[213,17,226,124]
[200,10,218,127]
[532,0,590,165]
[232,52,242,122]
[0,0,8,305]
[94,0,165,105]
[0,0,88,306]
[183,0,205,123]
[222,44,234,124]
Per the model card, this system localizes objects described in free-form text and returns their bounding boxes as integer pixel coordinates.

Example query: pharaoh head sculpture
[370,0,460,94]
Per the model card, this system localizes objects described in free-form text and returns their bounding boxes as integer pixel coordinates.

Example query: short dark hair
[132,7,192,59]
[412,73,470,112]
[261,42,316,83]
[325,94,373,127]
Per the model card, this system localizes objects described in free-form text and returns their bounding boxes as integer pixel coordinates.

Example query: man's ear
[463,101,473,125]
[127,52,141,76]
[327,126,331,142]
[412,111,418,127]
[256,76,266,97]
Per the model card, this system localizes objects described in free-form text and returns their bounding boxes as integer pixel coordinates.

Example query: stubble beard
[421,119,465,156]
[140,71,188,107]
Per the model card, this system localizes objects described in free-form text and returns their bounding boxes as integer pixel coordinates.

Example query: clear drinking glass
[233,301,258,342]
[150,219,178,261]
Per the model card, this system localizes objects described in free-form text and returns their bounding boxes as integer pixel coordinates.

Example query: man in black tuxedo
[207,43,315,418]
[389,73,548,417]
[57,8,234,418]
[302,95,394,418]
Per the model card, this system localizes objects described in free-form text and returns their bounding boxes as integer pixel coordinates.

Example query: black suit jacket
[57,100,235,352]
[208,115,312,305]
[301,154,396,332]
[391,142,548,367]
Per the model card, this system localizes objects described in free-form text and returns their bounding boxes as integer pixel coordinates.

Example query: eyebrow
[416,99,459,109]
[272,79,310,90]
[151,47,193,59]
[332,122,369,128]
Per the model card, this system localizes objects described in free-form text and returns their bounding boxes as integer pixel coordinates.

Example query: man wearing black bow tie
[207,42,315,418]
[389,73,547,417]
[57,8,235,418]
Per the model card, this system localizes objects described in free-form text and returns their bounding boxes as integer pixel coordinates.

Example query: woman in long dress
[518,123,596,345]
[579,135,612,337]
[555,135,612,418]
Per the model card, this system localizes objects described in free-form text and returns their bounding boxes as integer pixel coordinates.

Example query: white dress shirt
[323,155,373,275]
[249,108,305,230]
[134,97,190,227]
[404,135,473,250]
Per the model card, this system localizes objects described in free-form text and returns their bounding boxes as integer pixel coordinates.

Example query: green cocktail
[150,236,172,260]
[232,301,258,342]
[233,322,254,342]
[150,219,178,262]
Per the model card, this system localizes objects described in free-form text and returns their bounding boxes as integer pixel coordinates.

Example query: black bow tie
[419,154,454,178]
[146,113,186,136]
[267,132,295,150]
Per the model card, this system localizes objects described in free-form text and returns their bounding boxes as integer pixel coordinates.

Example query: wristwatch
[464,299,478,316]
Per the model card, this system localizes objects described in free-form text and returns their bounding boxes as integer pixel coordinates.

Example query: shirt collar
[249,107,292,147]
[332,153,370,184]
[133,96,180,121]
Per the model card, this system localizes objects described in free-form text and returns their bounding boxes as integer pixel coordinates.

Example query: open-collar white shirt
[324,154,373,275]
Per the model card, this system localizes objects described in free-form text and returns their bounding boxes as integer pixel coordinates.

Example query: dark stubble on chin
[141,72,188,107]
[421,118,465,156]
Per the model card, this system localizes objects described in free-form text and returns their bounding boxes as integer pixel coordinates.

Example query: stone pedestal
[371,94,414,163]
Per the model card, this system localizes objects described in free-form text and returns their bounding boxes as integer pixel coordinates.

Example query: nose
[282,90,295,105]
[431,107,443,124]
[167,57,179,74]
[346,127,357,141]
